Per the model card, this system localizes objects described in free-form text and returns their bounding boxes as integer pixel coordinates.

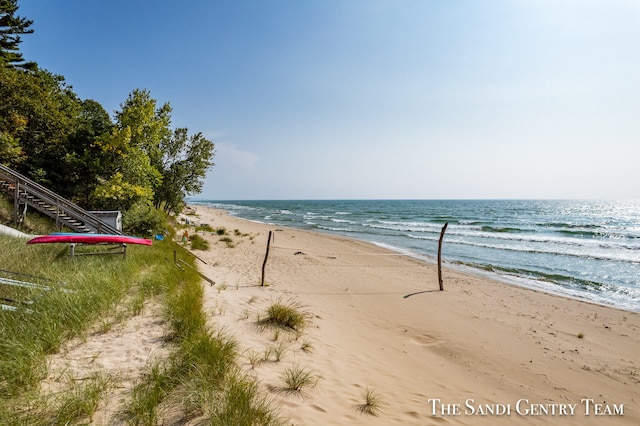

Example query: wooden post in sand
[437,222,448,291]
[261,230,272,286]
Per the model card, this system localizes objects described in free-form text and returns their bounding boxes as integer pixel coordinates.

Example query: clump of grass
[259,298,307,332]
[207,371,285,425]
[198,224,214,232]
[54,373,113,424]
[216,227,227,235]
[126,361,173,424]
[165,275,207,339]
[356,386,383,416]
[280,364,319,393]
[131,293,145,316]
[272,329,281,341]
[300,339,314,353]
[263,347,274,363]
[189,234,210,250]
[246,350,264,369]
[233,229,249,237]
[219,236,235,248]
[271,341,289,362]
[577,332,584,339]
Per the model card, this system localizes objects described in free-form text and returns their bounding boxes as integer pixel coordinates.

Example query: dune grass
[279,364,319,394]
[259,298,308,332]
[189,233,210,250]
[53,372,114,424]
[355,386,384,416]
[219,236,235,248]
[0,225,283,425]
[121,245,284,425]
[0,238,150,397]
[0,230,173,423]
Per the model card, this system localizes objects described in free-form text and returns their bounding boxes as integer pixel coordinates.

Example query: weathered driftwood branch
[437,222,448,291]
[261,230,272,286]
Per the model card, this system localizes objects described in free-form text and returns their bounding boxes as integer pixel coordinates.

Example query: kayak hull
[27,233,153,246]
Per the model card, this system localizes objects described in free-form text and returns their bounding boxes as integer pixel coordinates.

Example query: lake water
[191,199,640,312]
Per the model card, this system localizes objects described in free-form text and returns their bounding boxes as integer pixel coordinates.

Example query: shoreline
[188,205,640,425]
[189,200,640,314]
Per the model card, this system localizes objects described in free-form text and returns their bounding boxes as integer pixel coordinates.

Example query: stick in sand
[261,230,272,286]
[438,222,448,291]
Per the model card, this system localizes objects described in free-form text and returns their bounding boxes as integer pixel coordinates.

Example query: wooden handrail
[0,164,121,234]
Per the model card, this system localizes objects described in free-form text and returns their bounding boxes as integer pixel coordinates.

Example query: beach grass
[218,236,235,248]
[189,233,210,250]
[0,237,145,397]
[300,338,314,353]
[0,232,172,423]
[259,298,308,332]
[197,224,214,233]
[121,247,283,424]
[53,372,114,424]
[355,386,383,416]
[0,225,283,424]
[280,364,319,394]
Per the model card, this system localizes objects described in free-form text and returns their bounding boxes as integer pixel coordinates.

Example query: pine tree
[0,0,35,69]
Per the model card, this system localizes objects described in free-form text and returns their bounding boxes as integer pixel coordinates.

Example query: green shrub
[122,202,168,236]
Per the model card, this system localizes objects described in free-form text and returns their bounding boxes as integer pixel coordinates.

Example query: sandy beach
[181,205,640,425]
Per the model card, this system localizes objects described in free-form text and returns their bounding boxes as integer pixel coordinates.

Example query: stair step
[1,165,121,235]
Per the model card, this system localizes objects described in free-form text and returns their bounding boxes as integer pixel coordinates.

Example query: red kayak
[27,233,153,246]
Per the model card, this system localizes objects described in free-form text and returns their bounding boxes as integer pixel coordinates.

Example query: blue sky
[19,0,640,200]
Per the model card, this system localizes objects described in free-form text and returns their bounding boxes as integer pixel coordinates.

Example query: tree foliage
[0,0,35,69]
[0,3,216,233]
[0,67,83,189]
[155,128,215,213]
[91,90,166,211]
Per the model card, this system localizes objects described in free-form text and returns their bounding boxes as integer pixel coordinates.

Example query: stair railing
[0,164,122,235]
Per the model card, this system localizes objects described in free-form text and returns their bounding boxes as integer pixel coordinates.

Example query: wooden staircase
[0,164,121,235]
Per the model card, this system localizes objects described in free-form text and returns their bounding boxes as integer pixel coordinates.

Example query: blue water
[190,199,640,312]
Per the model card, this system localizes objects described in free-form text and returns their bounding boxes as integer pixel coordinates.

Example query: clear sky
[18,0,640,200]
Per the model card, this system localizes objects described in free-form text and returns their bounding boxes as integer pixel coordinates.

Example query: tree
[154,128,215,213]
[115,88,172,168]
[0,67,81,191]
[0,67,24,164]
[65,99,114,204]
[92,88,215,215]
[91,89,168,211]
[0,0,35,69]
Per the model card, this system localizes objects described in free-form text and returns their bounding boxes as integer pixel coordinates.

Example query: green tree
[0,67,82,192]
[115,88,172,171]
[0,67,24,164]
[65,99,114,204]
[0,0,35,69]
[154,128,215,213]
[91,89,167,211]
